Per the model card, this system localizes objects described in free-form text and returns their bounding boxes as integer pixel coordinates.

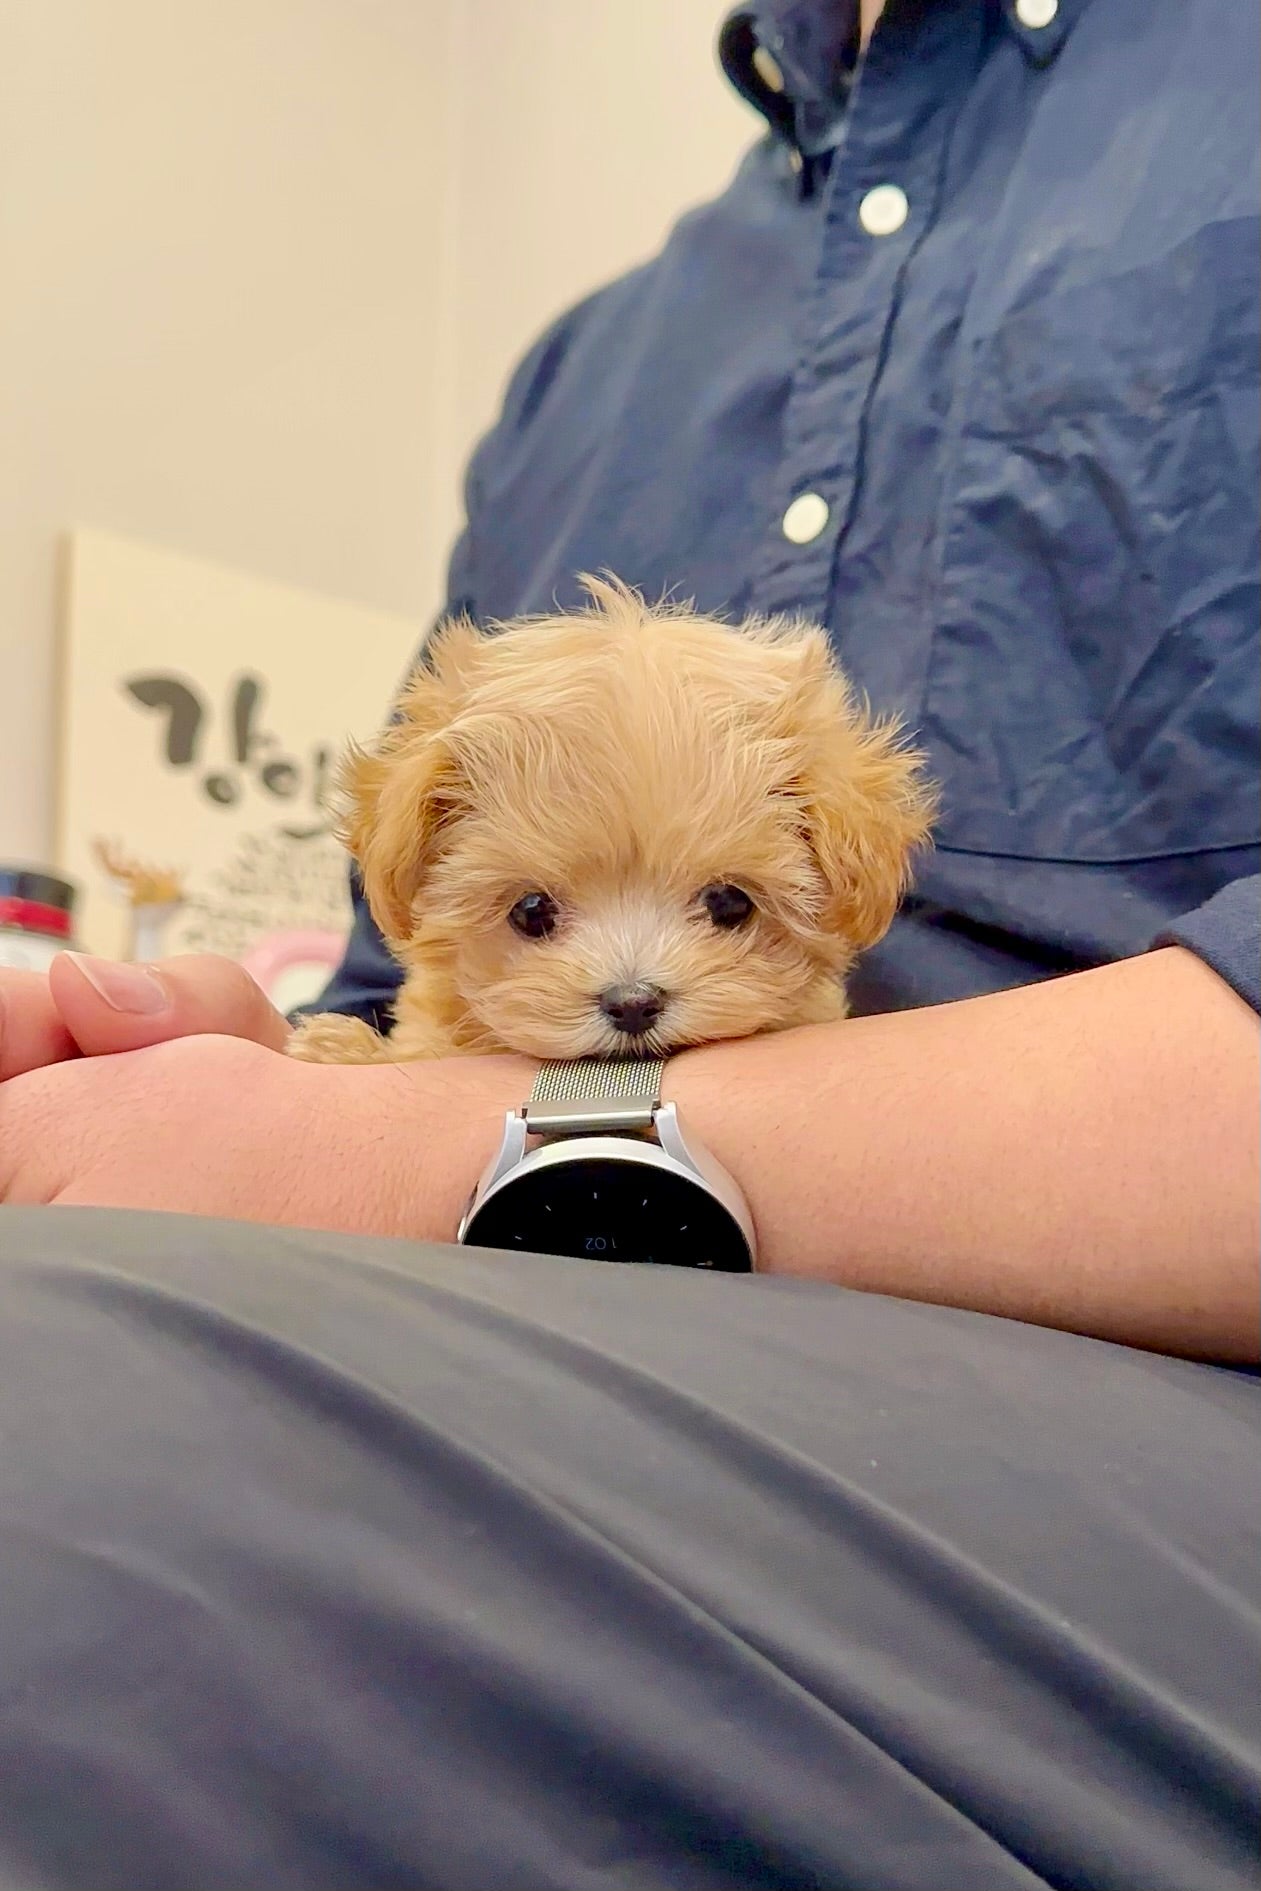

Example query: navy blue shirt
[321,0,1260,1031]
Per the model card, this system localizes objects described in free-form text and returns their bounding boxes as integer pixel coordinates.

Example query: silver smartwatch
[458,1058,756,1271]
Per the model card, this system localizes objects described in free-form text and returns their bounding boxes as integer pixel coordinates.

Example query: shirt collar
[719,3,857,160]
[720,0,1091,148]
[747,0,860,107]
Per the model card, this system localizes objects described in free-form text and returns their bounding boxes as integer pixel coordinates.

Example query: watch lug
[655,1102,757,1265]
[460,1111,530,1242]
[652,1100,695,1172]
[480,1110,529,1193]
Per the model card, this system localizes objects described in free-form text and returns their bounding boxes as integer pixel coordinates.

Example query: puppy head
[343,579,935,1059]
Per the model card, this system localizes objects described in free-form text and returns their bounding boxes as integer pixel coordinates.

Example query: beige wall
[437,0,756,530]
[0,0,754,863]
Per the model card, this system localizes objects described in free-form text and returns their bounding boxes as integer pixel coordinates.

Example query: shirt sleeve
[1153,875,1261,1013]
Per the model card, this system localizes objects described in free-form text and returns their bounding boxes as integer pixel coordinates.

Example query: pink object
[237,929,346,1008]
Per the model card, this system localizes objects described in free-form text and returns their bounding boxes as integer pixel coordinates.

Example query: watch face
[463,1154,752,1271]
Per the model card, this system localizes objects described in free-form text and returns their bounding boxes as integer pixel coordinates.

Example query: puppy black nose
[599,985,665,1036]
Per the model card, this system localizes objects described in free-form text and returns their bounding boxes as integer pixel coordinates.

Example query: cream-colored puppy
[290,578,935,1064]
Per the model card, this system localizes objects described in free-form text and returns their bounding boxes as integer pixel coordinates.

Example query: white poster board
[57,530,417,1004]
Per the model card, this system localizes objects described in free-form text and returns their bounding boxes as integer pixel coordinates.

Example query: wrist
[379,1053,540,1243]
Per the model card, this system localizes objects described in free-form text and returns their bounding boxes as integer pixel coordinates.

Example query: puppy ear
[781,628,937,950]
[339,613,483,942]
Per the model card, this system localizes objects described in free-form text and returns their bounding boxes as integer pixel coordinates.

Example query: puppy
[290,577,935,1064]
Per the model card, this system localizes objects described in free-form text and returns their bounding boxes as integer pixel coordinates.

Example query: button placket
[747,24,964,634]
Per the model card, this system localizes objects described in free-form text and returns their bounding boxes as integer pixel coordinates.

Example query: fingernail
[64,953,170,1015]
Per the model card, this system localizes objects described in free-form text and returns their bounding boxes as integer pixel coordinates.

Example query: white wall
[0,0,754,863]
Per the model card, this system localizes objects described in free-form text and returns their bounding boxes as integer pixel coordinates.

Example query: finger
[0,970,80,1080]
[49,952,293,1056]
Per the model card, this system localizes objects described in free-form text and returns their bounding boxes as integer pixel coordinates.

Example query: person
[0,1,1257,1884]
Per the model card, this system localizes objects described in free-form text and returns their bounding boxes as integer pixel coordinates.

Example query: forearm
[665,949,1260,1361]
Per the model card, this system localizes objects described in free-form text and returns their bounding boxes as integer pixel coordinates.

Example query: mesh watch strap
[523,1057,665,1137]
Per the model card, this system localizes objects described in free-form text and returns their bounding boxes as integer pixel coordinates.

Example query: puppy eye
[700,883,755,930]
[508,891,560,940]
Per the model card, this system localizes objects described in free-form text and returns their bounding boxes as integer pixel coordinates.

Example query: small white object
[858,183,910,237]
[781,492,830,544]
[0,932,60,973]
[1015,0,1058,27]
[129,902,183,963]
[751,45,786,93]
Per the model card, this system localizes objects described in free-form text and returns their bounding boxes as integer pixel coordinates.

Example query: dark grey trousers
[0,1207,1256,1891]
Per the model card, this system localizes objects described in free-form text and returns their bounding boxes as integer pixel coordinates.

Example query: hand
[0,1033,535,1238]
[0,953,291,1080]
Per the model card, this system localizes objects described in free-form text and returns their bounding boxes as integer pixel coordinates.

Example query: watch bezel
[458,1115,756,1270]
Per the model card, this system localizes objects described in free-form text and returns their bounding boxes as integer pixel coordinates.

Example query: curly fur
[289,578,936,1064]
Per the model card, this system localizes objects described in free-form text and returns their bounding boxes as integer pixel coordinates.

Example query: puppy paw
[287,1012,392,1065]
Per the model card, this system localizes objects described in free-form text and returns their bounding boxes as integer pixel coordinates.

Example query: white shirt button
[858,184,910,237]
[751,45,786,94]
[781,492,830,544]
[1015,0,1058,26]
